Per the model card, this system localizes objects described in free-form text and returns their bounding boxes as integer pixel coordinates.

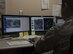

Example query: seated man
[34,0,73,54]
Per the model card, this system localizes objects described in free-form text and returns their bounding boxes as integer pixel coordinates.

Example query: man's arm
[34,26,59,53]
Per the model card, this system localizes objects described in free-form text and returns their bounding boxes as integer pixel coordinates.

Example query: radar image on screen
[44,18,53,30]
[6,19,20,28]
[34,19,44,31]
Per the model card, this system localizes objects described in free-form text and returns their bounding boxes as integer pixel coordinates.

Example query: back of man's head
[61,0,73,19]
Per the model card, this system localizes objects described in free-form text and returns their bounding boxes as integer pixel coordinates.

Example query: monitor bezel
[1,15,31,36]
[30,16,54,32]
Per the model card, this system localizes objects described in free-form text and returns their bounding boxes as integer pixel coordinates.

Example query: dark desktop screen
[44,18,53,30]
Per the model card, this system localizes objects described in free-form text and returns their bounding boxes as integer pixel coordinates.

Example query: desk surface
[0,39,33,50]
[0,35,42,50]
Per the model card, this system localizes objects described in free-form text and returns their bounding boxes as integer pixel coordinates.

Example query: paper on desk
[19,32,24,37]
[24,32,29,36]
[31,32,35,35]
[23,35,41,40]
[52,4,61,16]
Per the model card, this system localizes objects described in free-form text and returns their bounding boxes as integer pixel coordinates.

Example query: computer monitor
[2,15,31,38]
[31,16,54,35]
[56,17,65,26]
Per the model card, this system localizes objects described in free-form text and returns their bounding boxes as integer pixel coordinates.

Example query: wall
[5,0,59,16]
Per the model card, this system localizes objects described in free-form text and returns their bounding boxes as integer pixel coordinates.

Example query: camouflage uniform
[35,18,73,54]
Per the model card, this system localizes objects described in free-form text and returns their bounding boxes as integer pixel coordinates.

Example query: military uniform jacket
[35,18,73,54]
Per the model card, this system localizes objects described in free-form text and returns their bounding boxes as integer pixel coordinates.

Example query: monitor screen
[2,15,31,37]
[44,17,54,31]
[31,16,44,31]
[56,17,65,26]
[31,16,54,32]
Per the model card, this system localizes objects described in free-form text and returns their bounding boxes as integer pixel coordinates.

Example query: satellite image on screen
[6,20,20,28]
[34,19,44,30]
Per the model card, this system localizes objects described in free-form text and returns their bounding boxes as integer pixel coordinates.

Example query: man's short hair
[62,0,73,18]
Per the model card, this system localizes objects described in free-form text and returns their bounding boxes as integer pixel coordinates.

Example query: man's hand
[33,37,41,46]
[33,36,44,47]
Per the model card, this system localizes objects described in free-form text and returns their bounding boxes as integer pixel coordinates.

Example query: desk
[0,39,34,54]
[0,35,42,54]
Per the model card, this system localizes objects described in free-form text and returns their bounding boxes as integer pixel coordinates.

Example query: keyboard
[7,40,30,46]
